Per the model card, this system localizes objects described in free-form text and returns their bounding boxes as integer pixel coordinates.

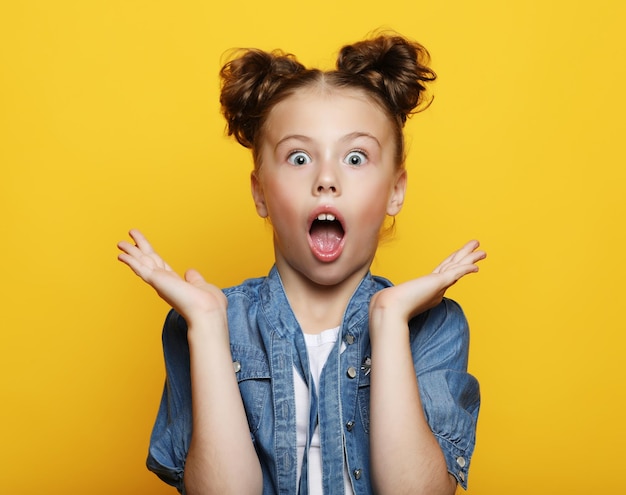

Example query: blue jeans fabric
[146,266,480,494]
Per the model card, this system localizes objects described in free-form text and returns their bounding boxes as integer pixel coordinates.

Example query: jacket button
[346,420,355,431]
[353,468,362,480]
[456,456,466,468]
[346,334,355,344]
[233,361,241,373]
[346,367,357,378]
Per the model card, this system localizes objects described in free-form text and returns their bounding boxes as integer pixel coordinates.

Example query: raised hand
[370,240,486,325]
[117,229,227,324]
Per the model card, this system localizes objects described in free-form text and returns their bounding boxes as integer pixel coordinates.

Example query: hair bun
[220,49,305,148]
[336,34,436,122]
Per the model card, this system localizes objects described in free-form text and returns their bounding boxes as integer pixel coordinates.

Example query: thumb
[184,268,208,287]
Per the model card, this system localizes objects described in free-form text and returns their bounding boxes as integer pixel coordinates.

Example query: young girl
[118,33,485,495]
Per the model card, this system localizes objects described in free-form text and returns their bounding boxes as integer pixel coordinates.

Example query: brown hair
[219,33,436,168]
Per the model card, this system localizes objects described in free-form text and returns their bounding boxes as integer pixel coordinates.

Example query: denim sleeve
[410,298,480,490]
[146,310,192,494]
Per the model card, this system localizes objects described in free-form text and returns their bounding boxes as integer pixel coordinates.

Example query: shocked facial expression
[251,86,406,289]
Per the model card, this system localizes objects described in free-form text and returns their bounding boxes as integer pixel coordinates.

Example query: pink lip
[307,205,346,262]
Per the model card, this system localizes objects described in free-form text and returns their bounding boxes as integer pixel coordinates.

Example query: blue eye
[287,151,312,166]
[345,151,367,166]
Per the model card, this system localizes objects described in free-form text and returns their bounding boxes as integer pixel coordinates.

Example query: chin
[304,261,371,288]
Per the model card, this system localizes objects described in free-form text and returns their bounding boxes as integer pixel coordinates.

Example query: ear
[251,171,269,218]
[386,169,407,216]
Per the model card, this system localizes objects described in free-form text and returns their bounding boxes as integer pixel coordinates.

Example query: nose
[313,160,340,195]
[316,182,337,194]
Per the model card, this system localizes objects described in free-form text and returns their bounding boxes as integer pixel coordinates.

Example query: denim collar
[259,264,391,342]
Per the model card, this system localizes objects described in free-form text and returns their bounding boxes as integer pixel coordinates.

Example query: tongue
[310,222,343,254]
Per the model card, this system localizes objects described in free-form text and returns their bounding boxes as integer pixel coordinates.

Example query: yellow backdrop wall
[2,0,625,493]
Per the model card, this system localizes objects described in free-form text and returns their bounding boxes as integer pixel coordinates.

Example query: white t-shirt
[294,327,354,494]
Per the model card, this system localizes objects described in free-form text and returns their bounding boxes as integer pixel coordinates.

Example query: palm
[117,230,227,321]
[371,240,486,321]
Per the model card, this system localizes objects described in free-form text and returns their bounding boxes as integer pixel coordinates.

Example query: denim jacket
[146,266,480,494]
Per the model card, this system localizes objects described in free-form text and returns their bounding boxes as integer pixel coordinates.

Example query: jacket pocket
[231,344,271,433]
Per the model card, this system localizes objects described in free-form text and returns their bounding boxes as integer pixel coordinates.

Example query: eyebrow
[342,132,381,148]
[274,132,381,151]
[274,134,312,151]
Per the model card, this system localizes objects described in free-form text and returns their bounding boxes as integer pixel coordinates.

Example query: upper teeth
[317,213,336,221]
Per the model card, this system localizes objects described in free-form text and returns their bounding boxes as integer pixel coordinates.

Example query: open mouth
[309,212,345,261]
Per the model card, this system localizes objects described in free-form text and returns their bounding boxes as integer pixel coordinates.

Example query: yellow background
[2,0,624,493]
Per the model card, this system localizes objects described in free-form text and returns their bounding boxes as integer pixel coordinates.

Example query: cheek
[360,178,396,214]
[263,184,301,227]
[353,196,390,236]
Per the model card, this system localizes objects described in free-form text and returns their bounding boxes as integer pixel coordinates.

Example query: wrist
[186,311,230,343]
[369,309,410,344]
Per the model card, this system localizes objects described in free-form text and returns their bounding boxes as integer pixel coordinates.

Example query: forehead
[263,87,395,144]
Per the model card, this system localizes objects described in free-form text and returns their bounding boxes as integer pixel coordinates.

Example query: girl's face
[251,86,407,289]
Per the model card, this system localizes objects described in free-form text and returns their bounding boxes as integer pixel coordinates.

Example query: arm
[183,310,262,494]
[118,230,262,495]
[368,240,485,495]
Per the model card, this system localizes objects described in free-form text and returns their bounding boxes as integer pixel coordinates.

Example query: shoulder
[223,274,277,345]
[223,274,267,294]
[222,275,270,318]
[410,298,468,338]
[408,298,471,372]
[159,275,269,342]
[421,298,467,330]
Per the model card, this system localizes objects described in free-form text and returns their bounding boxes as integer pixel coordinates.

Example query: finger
[439,263,480,287]
[433,240,483,274]
[117,239,154,263]
[117,251,155,279]
[450,240,481,263]
[454,244,486,268]
[119,230,167,262]
[437,252,486,276]
[464,249,487,265]
[433,253,456,273]
[118,237,171,272]
[128,229,156,255]
[117,239,136,256]
[433,248,463,273]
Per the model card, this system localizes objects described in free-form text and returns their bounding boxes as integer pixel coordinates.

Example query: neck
[276,263,369,335]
